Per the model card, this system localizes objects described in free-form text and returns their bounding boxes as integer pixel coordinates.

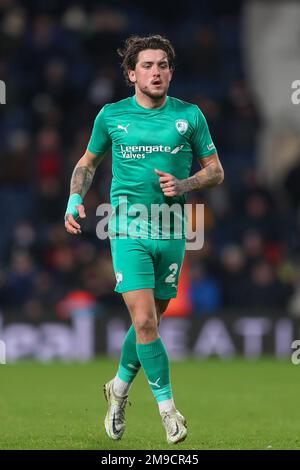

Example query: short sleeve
[87,107,111,155]
[191,106,217,158]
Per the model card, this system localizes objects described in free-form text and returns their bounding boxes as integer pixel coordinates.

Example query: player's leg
[111,241,170,366]
[109,238,155,394]
[104,238,186,443]
[110,241,172,394]
[123,288,175,411]
[123,287,186,444]
[112,299,168,400]
[104,238,155,440]
[152,238,188,443]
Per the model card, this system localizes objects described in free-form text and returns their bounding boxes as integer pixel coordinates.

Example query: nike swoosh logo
[171,422,179,437]
[112,412,122,436]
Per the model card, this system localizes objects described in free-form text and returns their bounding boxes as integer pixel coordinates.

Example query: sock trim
[117,364,139,383]
[136,338,166,358]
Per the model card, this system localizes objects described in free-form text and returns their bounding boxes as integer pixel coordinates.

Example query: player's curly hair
[117,34,176,86]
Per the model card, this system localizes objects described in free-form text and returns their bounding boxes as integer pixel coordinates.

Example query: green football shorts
[110,237,186,299]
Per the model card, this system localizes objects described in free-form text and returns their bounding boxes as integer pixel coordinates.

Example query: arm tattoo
[180,163,223,193]
[70,165,95,198]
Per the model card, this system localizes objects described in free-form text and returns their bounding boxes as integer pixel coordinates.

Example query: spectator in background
[243,260,293,311]
[189,263,222,314]
[220,244,248,308]
[5,251,37,309]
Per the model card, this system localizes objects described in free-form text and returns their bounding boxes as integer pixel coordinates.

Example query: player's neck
[135,90,167,109]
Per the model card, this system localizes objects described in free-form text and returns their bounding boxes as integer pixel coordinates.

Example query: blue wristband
[65,193,83,220]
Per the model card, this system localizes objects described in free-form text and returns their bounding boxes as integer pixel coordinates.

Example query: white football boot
[103,379,129,440]
[161,409,187,444]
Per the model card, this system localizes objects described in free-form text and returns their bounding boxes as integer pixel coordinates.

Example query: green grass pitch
[1,357,299,450]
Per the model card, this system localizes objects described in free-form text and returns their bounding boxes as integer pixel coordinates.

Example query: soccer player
[64,35,224,444]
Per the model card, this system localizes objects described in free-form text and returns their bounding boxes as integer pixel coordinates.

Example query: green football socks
[116,325,141,385]
[115,328,175,411]
[136,338,173,403]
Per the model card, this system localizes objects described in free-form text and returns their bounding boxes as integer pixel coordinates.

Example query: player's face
[128,49,173,100]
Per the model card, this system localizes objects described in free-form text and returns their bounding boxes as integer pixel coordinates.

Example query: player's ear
[169,67,174,82]
[128,69,136,84]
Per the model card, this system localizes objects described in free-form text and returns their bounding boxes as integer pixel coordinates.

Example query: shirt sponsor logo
[120,144,184,159]
[171,144,184,154]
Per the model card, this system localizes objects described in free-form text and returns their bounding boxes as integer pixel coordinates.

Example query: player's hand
[65,204,86,234]
[64,193,86,235]
[154,169,185,197]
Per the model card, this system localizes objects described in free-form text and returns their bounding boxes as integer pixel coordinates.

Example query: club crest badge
[116,272,123,285]
[175,119,188,135]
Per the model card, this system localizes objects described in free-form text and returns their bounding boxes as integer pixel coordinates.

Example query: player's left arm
[155,152,224,197]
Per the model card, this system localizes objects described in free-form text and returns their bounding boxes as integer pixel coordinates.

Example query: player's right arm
[64,106,111,235]
[64,150,105,235]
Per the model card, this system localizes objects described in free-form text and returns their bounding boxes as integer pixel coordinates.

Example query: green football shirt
[87,95,217,239]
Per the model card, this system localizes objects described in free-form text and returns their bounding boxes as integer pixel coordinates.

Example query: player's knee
[134,314,157,335]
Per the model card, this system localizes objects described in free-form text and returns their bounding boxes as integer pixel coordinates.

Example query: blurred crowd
[1,0,300,320]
